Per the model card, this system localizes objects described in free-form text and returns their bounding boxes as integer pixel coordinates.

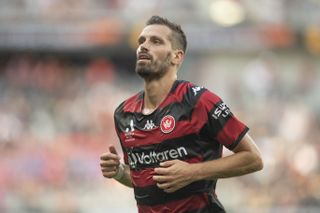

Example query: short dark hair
[146,15,187,53]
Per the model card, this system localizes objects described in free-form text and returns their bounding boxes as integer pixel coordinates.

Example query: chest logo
[160,115,175,134]
[143,120,156,130]
[125,119,135,140]
[125,119,135,133]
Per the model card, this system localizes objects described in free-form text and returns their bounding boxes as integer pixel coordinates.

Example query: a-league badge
[160,115,175,134]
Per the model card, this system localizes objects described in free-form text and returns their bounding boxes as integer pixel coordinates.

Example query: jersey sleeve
[196,89,249,150]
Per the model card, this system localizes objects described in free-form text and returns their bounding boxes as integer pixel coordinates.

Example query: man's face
[135,25,174,79]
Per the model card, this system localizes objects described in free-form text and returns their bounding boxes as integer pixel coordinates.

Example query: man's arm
[112,163,133,187]
[100,146,133,188]
[193,133,263,180]
[153,133,263,193]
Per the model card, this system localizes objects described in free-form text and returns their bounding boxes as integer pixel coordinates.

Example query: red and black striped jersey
[114,80,249,213]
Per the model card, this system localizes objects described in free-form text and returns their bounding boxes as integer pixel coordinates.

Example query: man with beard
[100,16,263,213]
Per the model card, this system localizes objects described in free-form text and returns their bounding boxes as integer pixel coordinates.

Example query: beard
[135,53,171,80]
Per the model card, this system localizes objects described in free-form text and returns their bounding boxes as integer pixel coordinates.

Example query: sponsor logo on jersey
[125,119,135,139]
[192,86,203,96]
[143,120,156,130]
[160,115,175,134]
[125,119,135,133]
[128,146,188,169]
[212,102,231,119]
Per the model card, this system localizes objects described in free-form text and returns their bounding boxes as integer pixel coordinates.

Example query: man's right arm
[100,146,133,188]
[113,163,133,187]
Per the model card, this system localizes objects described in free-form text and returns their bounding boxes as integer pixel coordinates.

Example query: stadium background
[0,0,319,212]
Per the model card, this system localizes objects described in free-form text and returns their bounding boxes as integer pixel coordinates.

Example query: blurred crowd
[0,53,319,213]
[0,55,136,213]
[195,52,320,213]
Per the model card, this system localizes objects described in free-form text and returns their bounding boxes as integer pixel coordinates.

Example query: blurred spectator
[85,58,115,85]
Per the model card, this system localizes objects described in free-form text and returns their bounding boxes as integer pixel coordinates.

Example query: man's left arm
[153,133,263,193]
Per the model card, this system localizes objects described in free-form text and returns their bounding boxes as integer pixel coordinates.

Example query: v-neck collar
[139,80,180,116]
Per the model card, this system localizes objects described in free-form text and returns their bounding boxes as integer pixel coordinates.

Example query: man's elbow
[253,152,264,172]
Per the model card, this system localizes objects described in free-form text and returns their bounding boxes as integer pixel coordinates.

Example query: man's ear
[172,50,184,66]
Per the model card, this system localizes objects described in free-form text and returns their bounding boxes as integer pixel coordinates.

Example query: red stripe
[131,168,155,186]
[122,81,190,114]
[120,119,202,148]
[120,91,214,148]
[137,192,209,213]
[119,122,187,148]
[158,82,191,109]
[130,156,204,187]
[123,93,142,113]
[216,117,246,147]
[199,90,221,110]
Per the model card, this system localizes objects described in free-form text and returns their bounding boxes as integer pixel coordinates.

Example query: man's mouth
[137,53,152,62]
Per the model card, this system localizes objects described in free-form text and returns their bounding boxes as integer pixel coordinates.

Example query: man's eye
[138,38,145,45]
[153,39,161,44]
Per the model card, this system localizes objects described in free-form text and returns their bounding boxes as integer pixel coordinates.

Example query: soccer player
[100,15,263,213]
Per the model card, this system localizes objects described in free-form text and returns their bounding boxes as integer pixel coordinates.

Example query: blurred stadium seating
[0,0,319,212]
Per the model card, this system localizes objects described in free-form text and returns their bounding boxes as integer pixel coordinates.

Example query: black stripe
[114,102,125,135]
[126,134,222,170]
[134,180,213,205]
[204,100,233,139]
[186,206,226,213]
[170,79,184,93]
[182,83,206,109]
[132,102,184,129]
[180,193,226,213]
[206,192,226,213]
[198,127,223,161]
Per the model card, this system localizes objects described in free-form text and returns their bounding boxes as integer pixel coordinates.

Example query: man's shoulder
[176,80,222,106]
[114,91,143,116]
[176,80,208,98]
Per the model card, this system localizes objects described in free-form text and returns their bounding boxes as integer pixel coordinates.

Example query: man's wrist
[113,163,125,180]
[189,163,203,182]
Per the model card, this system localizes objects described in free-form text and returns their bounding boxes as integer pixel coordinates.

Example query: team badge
[160,115,175,134]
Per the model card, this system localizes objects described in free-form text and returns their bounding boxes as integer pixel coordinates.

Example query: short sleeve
[197,90,249,150]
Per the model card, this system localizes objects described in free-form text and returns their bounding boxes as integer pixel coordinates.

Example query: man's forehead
[139,25,171,38]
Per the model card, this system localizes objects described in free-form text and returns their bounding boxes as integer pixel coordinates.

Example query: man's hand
[100,146,121,178]
[153,160,196,193]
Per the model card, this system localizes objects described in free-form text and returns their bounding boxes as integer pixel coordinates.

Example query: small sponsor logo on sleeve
[212,102,231,119]
[192,86,203,96]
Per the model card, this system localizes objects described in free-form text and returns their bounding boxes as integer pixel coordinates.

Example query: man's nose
[139,46,148,52]
[138,42,149,52]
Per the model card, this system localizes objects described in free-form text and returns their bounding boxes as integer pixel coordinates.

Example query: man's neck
[142,73,177,115]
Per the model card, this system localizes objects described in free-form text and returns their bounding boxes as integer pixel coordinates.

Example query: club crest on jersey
[160,115,175,134]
